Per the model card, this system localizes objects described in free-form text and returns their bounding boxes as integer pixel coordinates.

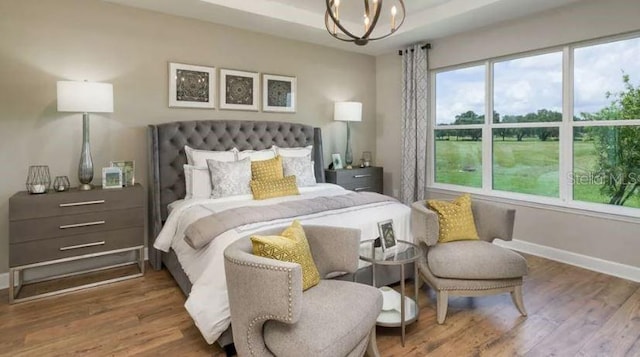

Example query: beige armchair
[224,225,382,357]
[411,200,528,324]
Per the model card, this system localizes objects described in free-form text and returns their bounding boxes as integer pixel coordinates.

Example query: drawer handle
[59,200,105,207]
[59,241,106,251]
[353,174,372,178]
[59,221,106,229]
[354,187,371,191]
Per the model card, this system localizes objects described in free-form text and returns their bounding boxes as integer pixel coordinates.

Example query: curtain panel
[400,44,429,204]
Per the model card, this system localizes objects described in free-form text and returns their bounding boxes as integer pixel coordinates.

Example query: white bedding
[154,183,411,344]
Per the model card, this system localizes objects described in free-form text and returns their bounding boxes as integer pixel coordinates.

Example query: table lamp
[334,101,362,169]
[57,81,113,190]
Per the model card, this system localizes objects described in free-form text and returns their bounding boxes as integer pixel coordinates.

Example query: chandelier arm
[362,0,382,39]
[367,1,406,40]
[325,0,361,41]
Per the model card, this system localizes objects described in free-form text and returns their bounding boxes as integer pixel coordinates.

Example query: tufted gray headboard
[147,120,325,269]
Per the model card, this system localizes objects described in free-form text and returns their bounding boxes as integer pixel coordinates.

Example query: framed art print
[220,69,259,111]
[262,74,296,112]
[331,153,343,170]
[102,167,123,189]
[110,160,135,186]
[378,219,397,251]
[168,62,215,108]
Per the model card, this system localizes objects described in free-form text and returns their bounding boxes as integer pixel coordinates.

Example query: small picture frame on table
[110,160,135,187]
[102,167,123,189]
[378,219,397,251]
[331,153,343,170]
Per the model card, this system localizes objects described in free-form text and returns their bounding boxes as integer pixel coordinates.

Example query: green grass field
[434,138,640,209]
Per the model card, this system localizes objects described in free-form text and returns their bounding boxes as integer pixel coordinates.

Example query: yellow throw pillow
[250,175,299,200]
[251,220,320,291]
[251,155,284,181]
[427,194,479,243]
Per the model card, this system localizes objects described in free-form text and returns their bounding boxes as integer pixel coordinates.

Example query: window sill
[427,184,640,225]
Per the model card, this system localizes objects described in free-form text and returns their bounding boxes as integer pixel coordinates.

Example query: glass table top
[358,239,421,265]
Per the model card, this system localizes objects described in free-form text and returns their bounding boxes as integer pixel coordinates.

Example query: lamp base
[78,183,92,191]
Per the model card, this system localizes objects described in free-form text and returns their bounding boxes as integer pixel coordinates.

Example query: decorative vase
[53,176,71,192]
[26,165,51,194]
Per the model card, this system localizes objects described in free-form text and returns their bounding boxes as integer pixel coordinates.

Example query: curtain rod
[398,43,431,56]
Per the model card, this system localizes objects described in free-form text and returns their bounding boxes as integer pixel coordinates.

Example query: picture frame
[102,167,123,189]
[110,160,135,187]
[168,62,215,108]
[378,219,397,251]
[331,153,343,170]
[219,69,259,111]
[262,74,296,113]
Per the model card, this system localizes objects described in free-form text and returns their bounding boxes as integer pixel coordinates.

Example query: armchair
[411,199,528,324]
[224,225,382,357]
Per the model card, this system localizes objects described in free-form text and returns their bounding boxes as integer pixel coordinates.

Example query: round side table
[359,239,422,347]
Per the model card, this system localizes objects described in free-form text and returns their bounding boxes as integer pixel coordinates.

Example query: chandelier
[325,0,406,46]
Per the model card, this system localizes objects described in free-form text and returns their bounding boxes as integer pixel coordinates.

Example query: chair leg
[365,326,380,357]
[511,285,527,316]
[436,290,448,324]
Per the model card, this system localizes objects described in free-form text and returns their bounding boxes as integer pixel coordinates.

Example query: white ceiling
[104,0,585,56]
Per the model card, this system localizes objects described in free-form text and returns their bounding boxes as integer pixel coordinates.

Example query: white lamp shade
[57,81,114,113]
[334,101,362,122]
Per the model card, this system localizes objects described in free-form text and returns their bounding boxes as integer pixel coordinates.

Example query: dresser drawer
[9,185,143,221]
[325,167,383,194]
[10,207,143,244]
[340,180,383,193]
[10,227,143,267]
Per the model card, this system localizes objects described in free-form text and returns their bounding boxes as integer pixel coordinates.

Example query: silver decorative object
[53,176,71,192]
[26,165,51,194]
[78,113,93,190]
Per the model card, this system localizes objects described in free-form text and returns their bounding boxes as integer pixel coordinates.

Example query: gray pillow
[207,157,251,198]
[282,155,317,187]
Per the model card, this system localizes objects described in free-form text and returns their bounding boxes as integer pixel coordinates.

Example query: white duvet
[154,183,411,344]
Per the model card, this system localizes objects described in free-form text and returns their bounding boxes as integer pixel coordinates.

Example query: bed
[147,120,411,346]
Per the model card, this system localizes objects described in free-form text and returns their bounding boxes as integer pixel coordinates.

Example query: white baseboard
[496,239,640,283]
[0,248,150,291]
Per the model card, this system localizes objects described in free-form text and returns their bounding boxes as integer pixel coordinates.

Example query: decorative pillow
[185,146,237,167]
[251,156,284,181]
[183,165,211,199]
[251,220,320,291]
[237,146,277,161]
[206,157,251,198]
[282,154,317,187]
[276,145,313,158]
[250,176,300,200]
[427,194,479,243]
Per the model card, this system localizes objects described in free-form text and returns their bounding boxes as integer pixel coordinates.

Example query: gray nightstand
[8,184,145,303]
[325,166,383,194]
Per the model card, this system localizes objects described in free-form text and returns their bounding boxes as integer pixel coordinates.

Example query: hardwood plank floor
[1,255,639,357]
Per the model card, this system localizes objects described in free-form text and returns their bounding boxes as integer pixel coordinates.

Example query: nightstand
[325,166,383,194]
[8,184,145,303]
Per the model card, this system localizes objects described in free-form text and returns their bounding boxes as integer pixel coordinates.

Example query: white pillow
[275,145,313,158]
[282,154,317,187]
[237,146,277,161]
[206,157,252,198]
[185,146,238,167]
[183,165,211,199]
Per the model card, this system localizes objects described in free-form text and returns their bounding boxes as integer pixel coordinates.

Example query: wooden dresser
[8,184,145,303]
[325,166,383,194]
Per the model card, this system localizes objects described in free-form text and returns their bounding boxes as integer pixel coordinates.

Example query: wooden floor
[1,255,639,357]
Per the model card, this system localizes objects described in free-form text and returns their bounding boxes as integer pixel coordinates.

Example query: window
[434,65,484,188]
[430,34,640,215]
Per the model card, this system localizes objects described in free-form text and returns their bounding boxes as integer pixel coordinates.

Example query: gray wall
[0,0,377,274]
[375,0,640,268]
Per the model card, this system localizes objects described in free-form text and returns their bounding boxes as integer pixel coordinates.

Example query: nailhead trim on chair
[225,256,294,356]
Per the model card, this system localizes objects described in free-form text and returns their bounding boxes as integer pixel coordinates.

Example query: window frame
[428,32,640,219]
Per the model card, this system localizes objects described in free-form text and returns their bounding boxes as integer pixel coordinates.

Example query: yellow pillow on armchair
[427,194,479,243]
[251,220,320,291]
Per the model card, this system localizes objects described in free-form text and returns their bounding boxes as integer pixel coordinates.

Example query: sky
[435,36,640,124]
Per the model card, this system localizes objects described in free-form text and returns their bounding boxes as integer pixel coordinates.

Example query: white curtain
[400,44,428,205]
